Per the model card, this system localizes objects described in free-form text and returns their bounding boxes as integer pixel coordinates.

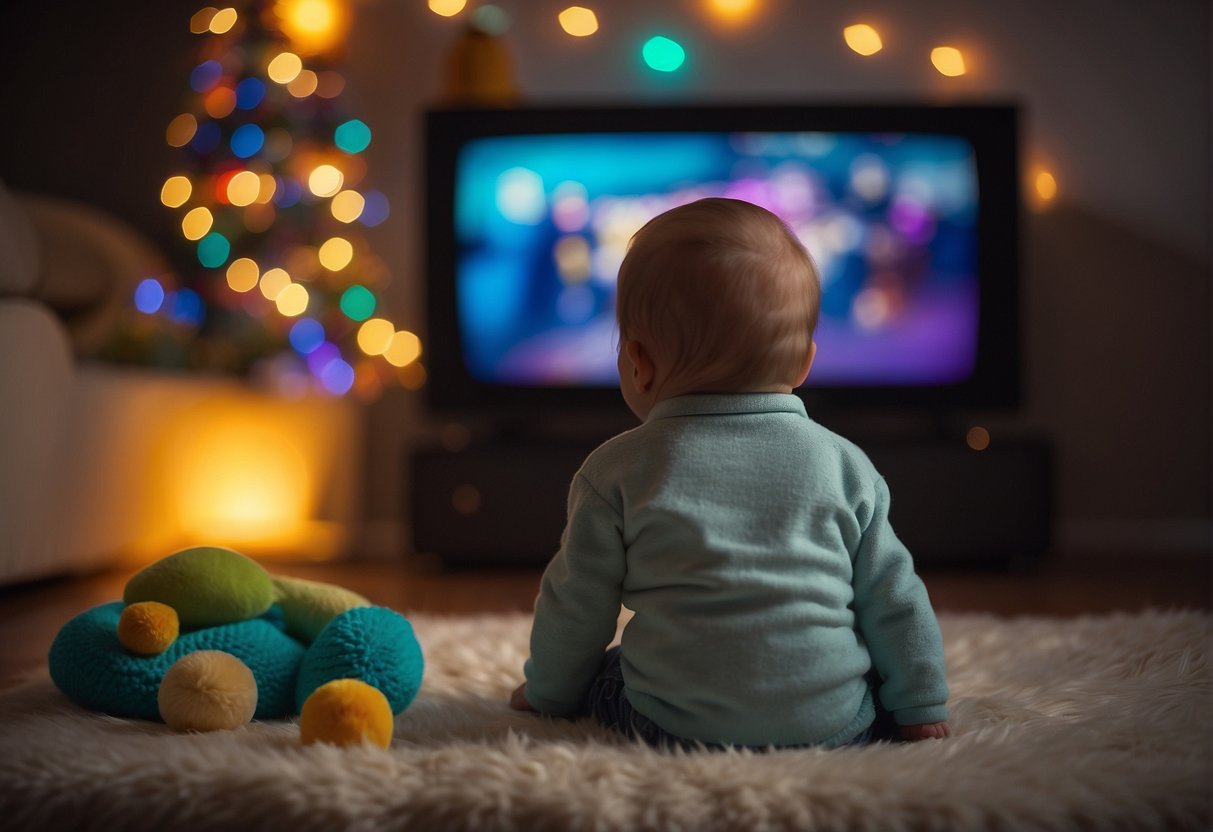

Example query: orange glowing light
[274,0,350,56]
[558,6,599,37]
[931,46,966,77]
[843,24,883,56]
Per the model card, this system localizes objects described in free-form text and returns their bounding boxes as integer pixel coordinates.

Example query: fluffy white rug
[0,610,1208,832]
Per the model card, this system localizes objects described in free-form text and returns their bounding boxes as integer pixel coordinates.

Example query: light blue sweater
[523,393,949,747]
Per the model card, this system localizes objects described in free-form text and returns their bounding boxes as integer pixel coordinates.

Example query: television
[424,104,1020,426]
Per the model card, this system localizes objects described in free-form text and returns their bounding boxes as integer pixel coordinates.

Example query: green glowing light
[197,232,231,268]
[340,284,376,321]
[334,119,372,154]
[642,36,685,72]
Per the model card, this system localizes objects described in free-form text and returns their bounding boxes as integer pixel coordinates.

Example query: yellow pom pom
[158,651,258,732]
[118,601,180,655]
[299,678,393,748]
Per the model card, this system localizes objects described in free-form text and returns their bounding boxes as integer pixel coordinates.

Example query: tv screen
[425,105,1019,416]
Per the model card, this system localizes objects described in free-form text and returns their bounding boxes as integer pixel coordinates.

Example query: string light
[843,24,882,56]
[930,46,966,77]
[558,7,599,37]
[643,36,686,72]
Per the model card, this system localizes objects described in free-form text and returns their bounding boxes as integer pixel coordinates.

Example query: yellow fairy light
[182,207,214,241]
[356,318,395,356]
[1034,170,1058,202]
[706,0,759,24]
[160,175,193,208]
[275,283,310,317]
[267,52,304,84]
[318,236,354,271]
[966,426,991,451]
[190,8,218,34]
[384,330,422,368]
[226,258,260,293]
[930,46,966,77]
[308,164,344,197]
[843,24,883,56]
[558,6,599,37]
[428,0,467,17]
[275,0,350,56]
[330,190,365,223]
[209,7,238,34]
[166,113,198,147]
[256,173,278,204]
[288,69,319,98]
[227,170,262,206]
[259,267,292,300]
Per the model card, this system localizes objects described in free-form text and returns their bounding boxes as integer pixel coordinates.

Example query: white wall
[343,0,1211,555]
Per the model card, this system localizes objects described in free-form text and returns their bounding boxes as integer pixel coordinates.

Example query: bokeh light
[308,164,344,196]
[334,119,372,154]
[190,60,223,93]
[931,46,966,77]
[197,232,231,268]
[190,7,219,34]
[843,23,883,56]
[182,206,214,240]
[160,175,193,208]
[230,123,265,158]
[226,258,260,292]
[235,77,266,109]
[471,4,511,35]
[318,236,354,270]
[356,318,395,356]
[428,0,467,17]
[1034,169,1058,202]
[227,170,262,206]
[166,113,198,147]
[319,358,355,395]
[134,278,165,314]
[384,330,422,367]
[558,6,599,37]
[275,282,310,316]
[267,51,304,84]
[259,267,292,300]
[643,36,686,72]
[288,69,319,98]
[966,426,991,451]
[209,7,238,34]
[289,318,325,354]
[706,0,759,24]
[358,190,390,226]
[330,189,365,223]
[275,0,349,56]
[340,284,376,320]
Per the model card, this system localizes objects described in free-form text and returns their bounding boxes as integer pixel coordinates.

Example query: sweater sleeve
[851,476,950,726]
[523,473,626,716]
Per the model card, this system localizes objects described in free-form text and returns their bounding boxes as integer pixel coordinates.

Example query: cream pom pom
[158,650,258,732]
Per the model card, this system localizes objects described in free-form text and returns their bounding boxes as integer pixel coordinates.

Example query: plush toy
[48,545,425,747]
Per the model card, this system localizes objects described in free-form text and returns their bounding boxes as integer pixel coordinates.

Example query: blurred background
[0,0,1207,578]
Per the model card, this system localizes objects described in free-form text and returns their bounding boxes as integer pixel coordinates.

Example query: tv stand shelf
[407,432,1052,569]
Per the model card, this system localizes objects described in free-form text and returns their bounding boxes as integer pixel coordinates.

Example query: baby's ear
[625,339,656,393]
[795,341,817,386]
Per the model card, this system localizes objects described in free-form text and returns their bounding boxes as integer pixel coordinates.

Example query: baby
[510,197,949,748]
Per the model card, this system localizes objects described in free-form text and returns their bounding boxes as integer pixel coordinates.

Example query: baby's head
[615,198,820,415]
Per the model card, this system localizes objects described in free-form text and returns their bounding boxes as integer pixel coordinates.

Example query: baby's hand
[898,722,950,742]
[509,682,535,711]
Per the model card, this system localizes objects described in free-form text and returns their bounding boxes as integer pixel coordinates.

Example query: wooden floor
[1,553,1208,691]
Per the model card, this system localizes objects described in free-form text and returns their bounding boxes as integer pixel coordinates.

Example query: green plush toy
[49,545,424,747]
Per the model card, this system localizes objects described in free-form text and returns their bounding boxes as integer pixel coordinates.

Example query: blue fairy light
[288,318,326,355]
[359,190,390,226]
[319,358,355,395]
[235,77,266,110]
[230,123,265,158]
[167,288,205,325]
[190,121,222,154]
[133,278,165,314]
[190,60,223,93]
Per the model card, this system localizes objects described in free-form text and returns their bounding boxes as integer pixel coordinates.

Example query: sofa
[0,179,363,585]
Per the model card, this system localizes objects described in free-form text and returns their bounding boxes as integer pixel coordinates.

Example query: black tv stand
[407,414,1053,569]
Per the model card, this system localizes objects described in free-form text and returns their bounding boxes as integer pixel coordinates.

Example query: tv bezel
[424,103,1020,419]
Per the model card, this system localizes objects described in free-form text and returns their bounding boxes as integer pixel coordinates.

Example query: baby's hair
[615,197,820,394]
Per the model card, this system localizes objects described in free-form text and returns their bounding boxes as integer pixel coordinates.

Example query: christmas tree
[106,0,422,400]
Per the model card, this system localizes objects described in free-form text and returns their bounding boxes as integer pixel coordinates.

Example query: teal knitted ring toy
[49,602,307,721]
[296,606,424,714]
